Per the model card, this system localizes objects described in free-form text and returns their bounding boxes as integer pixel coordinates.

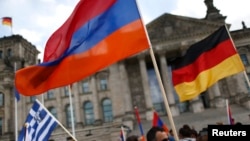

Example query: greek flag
[18,99,58,141]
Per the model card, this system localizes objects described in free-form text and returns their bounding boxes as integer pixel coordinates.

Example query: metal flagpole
[14,62,18,141]
[134,0,179,140]
[68,85,76,137]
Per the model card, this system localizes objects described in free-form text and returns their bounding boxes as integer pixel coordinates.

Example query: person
[66,137,75,141]
[197,128,208,141]
[168,129,175,141]
[178,125,196,141]
[146,126,169,141]
[126,135,139,141]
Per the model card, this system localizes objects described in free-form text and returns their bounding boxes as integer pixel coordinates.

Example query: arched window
[102,98,113,122]
[65,104,75,127]
[48,107,57,119]
[0,93,3,107]
[83,101,94,125]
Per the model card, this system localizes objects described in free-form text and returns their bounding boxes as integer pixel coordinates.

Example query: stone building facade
[0,0,250,140]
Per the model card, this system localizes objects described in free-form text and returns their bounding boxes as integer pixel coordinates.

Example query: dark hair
[146,126,165,141]
[235,122,242,125]
[179,127,192,138]
[126,135,139,141]
[199,128,208,136]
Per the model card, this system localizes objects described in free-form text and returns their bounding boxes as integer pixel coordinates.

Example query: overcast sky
[0,0,250,60]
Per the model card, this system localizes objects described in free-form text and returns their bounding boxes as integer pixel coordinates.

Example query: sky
[0,0,250,60]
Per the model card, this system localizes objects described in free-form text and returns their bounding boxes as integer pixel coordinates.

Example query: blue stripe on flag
[14,87,20,101]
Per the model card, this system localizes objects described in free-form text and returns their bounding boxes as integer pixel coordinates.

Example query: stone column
[227,72,250,108]
[109,64,125,121]
[118,62,133,119]
[208,83,225,108]
[91,76,101,125]
[159,53,180,116]
[190,97,204,113]
[138,54,153,120]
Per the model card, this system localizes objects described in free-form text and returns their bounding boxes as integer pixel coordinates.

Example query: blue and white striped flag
[18,99,58,141]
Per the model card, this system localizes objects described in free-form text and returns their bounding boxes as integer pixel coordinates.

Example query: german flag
[2,17,12,26]
[170,25,245,102]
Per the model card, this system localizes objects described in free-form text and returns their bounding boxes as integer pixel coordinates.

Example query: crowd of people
[125,124,208,141]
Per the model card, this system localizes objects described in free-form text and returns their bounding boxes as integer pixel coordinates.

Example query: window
[48,107,57,119]
[147,69,166,114]
[83,101,94,125]
[0,50,2,59]
[0,93,3,107]
[82,81,90,93]
[100,78,108,91]
[65,104,75,127]
[0,117,2,135]
[30,96,36,102]
[96,71,109,91]
[7,48,12,57]
[102,98,113,122]
[47,90,54,99]
[240,54,249,65]
[64,87,69,96]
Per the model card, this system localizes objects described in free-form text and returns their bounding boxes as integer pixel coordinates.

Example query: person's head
[126,135,139,141]
[198,128,208,141]
[235,122,242,125]
[178,126,192,139]
[169,129,174,136]
[146,126,168,141]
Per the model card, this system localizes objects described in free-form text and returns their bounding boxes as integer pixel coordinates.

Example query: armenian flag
[15,0,149,96]
[152,111,169,133]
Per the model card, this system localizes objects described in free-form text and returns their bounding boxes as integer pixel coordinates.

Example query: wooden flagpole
[134,0,179,140]
[148,48,179,141]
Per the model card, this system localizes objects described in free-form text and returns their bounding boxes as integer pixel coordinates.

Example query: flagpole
[14,62,18,141]
[224,25,250,87]
[134,0,179,140]
[226,99,231,124]
[68,85,76,137]
[121,126,126,141]
[35,99,78,141]
[149,47,179,141]
[41,93,44,105]
[134,107,146,141]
